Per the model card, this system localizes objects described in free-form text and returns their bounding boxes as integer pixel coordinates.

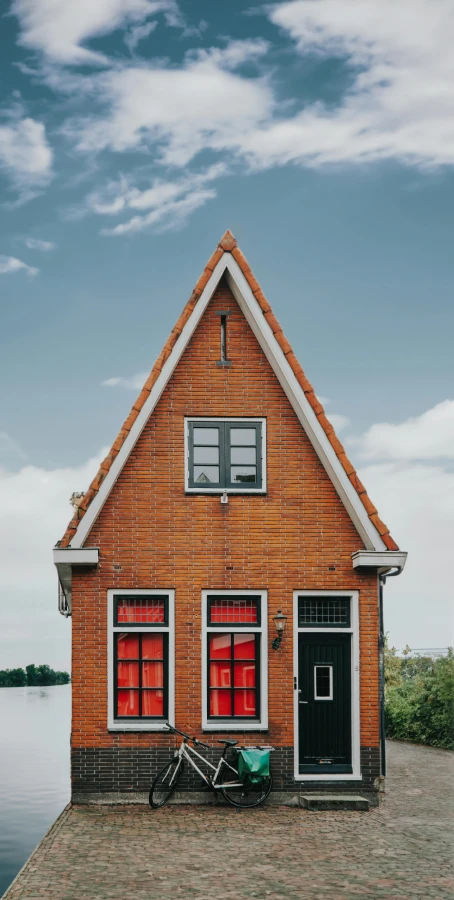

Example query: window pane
[194,446,219,464]
[233,634,256,659]
[117,596,165,623]
[231,447,256,465]
[194,465,219,484]
[234,661,256,688]
[209,633,232,659]
[230,428,256,446]
[117,689,139,716]
[234,690,256,716]
[117,634,139,658]
[142,661,164,688]
[210,661,231,688]
[117,661,139,687]
[142,634,164,660]
[209,690,232,717]
[193,428,219,445]
[142,690,164,716]
[209,597,258,624]
[231,466,256,484]
[315,666,332,698]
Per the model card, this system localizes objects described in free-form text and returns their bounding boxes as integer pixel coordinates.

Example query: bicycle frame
[170,740,244,790]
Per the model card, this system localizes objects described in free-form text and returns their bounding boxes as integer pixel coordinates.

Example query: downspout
[379,567,403,777]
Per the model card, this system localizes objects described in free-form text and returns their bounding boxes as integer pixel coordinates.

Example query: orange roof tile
[60,230,398,551]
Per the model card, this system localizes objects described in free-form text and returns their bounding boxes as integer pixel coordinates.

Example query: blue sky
[0,0,453,669]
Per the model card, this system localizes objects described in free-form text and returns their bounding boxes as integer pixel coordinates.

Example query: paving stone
[2,742,453,900]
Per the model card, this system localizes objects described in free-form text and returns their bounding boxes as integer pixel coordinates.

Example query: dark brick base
[72,745,380,797]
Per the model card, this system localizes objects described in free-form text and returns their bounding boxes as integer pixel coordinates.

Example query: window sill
[108,722,171,732]
[202,723,268,732]
[185,489,267,495]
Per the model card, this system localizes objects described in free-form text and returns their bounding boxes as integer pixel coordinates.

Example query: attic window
[186,419,265,492]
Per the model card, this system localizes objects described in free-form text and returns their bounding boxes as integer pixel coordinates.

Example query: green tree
[385,647,454,750]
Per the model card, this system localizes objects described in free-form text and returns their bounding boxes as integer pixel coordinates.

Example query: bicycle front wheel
[149,758,184,808]
[221,774,273,808]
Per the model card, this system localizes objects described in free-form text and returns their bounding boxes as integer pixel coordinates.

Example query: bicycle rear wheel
[221,773,273,808]
[149,758,184,808]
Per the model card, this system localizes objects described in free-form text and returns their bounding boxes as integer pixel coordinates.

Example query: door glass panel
[230,428,256,445]
[231,466,256,483]
[233,634,256,659]
[142,661,164,688]
[210,661,231,687]
[117,661,139,687]
[234,690,256,716]
[194,446,219,464]
[193,428,219,445]
[117,634,139,658]
[194,465,219,484]
[234,661,256,687]
[117,689,139,716]
[142,633,164,659]
[209,633,232,659]
[231,447,256,464]
[142,690,164,716]
[210,690,232,716]
[314,665,332,699]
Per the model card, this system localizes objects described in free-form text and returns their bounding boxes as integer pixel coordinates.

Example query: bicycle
[149,724,274,809]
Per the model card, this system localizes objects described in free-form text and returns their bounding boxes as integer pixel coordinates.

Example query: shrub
[385,639,454,750]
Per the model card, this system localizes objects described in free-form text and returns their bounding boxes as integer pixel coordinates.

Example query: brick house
[54,230,406,805]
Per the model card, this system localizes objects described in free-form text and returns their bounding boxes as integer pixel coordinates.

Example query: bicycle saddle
[218,739,238,746]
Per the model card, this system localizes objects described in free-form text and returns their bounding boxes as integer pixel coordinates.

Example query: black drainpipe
[379,567,403,777]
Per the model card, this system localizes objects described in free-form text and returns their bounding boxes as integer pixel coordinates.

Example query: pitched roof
[59,230,398,552]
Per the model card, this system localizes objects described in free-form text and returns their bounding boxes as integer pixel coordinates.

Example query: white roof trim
[70,253,386,550]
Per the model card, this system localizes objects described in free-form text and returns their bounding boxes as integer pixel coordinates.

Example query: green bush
[385,640,454,750]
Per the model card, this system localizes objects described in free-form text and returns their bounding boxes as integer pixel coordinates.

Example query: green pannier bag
[237,749,270,785]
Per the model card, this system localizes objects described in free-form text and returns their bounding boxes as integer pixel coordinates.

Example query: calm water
[0,685,70,896]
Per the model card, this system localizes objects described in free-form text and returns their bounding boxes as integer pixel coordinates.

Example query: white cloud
[102,372,148,389]
[12,0,182,65]
[0,115,53,191]
[255,0,454,169]
[0,448,107,669]
[358,460,454,650]
[353,400,454,460]
[23,237,56,251]
[0,255,39,277]
[86,163,225,234]
[124,19,158,54]
[72,41,272,163]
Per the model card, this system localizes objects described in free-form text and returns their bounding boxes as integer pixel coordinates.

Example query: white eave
[54,547,99,616]
[66,253,391,554]
[352,550,407,573]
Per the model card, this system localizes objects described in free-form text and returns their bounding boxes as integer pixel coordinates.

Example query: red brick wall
[71,277,379,754]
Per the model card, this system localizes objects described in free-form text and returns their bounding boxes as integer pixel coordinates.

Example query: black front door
[298,633,352,775]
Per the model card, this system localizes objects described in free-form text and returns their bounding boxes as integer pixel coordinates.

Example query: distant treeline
[0,664,71,687]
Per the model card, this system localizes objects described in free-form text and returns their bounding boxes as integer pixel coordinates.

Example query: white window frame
[185,417,267,494]
[293,590,361,781]
[202,590,268,731]
[314,664,333,700]
[108,589,175,732]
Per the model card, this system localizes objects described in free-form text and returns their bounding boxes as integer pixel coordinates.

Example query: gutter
[378,565,404,777]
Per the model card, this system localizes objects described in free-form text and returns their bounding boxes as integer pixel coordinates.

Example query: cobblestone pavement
[3,742,453,900]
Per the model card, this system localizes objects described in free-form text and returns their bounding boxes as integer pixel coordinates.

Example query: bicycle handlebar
[164,724,210,750]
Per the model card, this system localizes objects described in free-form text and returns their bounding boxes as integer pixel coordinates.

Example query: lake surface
[0,685,70,896]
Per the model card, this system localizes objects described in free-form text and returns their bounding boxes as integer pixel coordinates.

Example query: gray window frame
[187,420,263,491]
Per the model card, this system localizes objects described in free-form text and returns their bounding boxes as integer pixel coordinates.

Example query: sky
[0,0,453,671]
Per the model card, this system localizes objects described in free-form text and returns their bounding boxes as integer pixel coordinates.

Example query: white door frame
[293,590,361,781]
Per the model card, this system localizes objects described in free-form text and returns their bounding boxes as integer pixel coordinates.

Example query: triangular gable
[60,231,398,553]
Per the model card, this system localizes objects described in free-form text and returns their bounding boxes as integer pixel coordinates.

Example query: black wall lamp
[272,609,287,650]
